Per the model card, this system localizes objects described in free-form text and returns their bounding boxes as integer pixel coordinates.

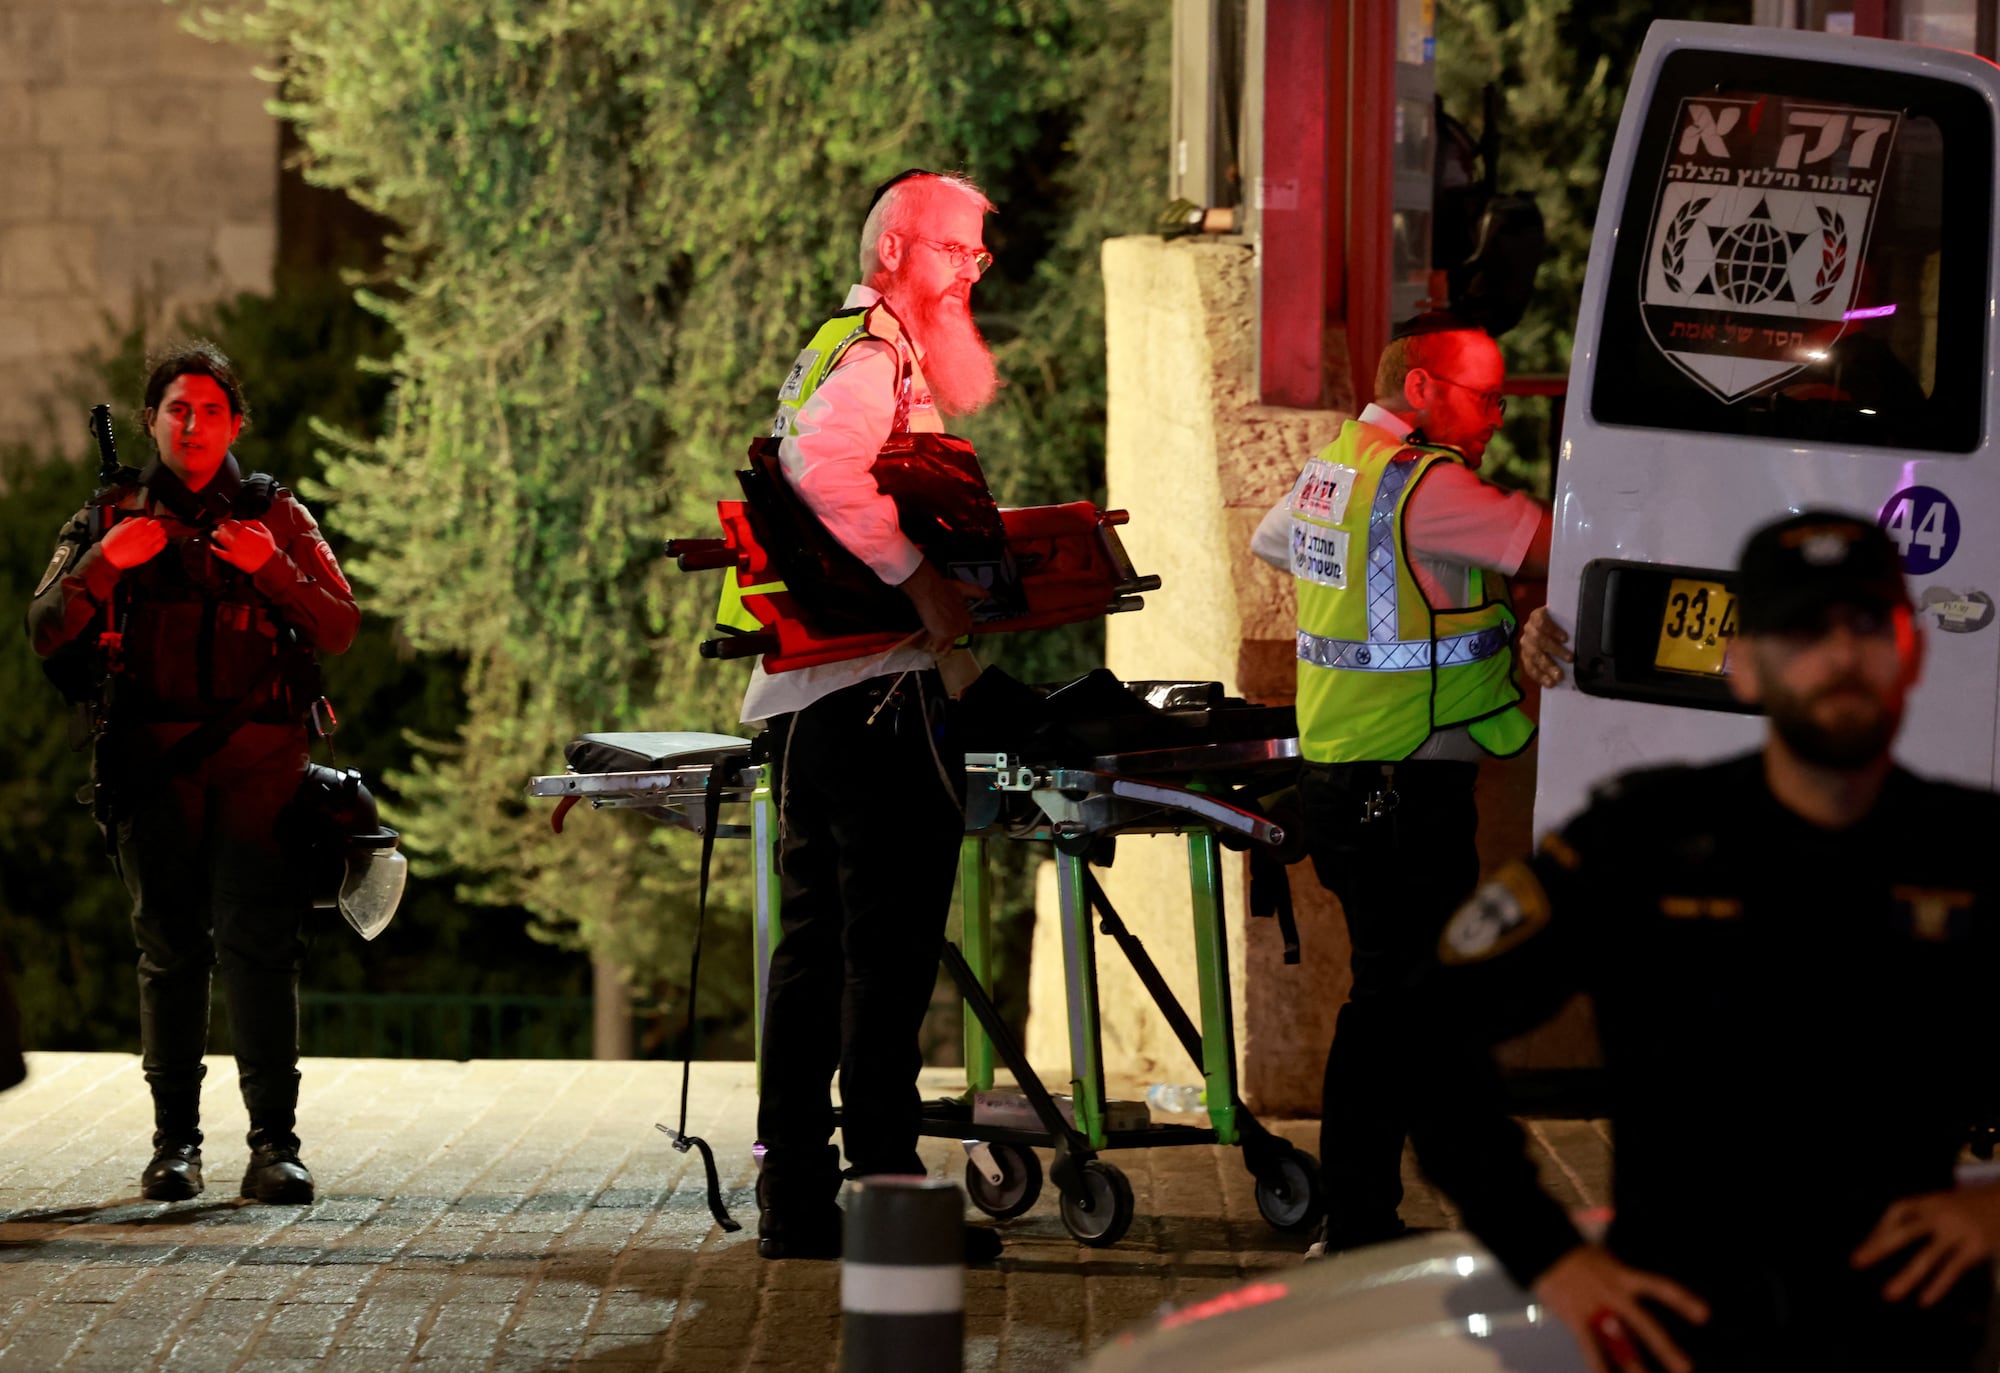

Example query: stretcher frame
[529,729,1322,1247]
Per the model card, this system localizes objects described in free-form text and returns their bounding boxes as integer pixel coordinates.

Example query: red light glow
[1158,1281,1291,1331]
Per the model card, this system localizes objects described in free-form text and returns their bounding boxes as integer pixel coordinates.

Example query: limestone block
[171,145,275,223]
[0,150,58,223]
[0,309,40,362]
[0,86,32,143]
[27,295,110,364]
[31,84,111,149]
[95,223,218,299]
[0,9,64,85]
[55,148,155,223]
[210,76,280,149]
[1240,864,1349,1115]
[213,220,274,295]
[113,83,214,150]
[0,224,99,297]
[62,6,181,82]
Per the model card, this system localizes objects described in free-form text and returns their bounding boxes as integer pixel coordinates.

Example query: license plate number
[1654,578,1738,677]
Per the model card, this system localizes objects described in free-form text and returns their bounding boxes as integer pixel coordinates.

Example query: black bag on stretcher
[669,431,1160,672]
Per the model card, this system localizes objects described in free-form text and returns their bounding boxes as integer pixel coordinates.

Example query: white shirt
[739,284,965,723]
[1253,404,1544,761]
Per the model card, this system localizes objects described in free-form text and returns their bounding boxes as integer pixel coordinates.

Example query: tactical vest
[1288,419,1534,764]
[109,473,316,725]
[714,300,949,637]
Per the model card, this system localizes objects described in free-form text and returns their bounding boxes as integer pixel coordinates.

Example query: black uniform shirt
[1416,751,2000,1295]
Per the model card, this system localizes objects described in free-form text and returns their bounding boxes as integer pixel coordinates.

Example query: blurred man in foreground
[1413,511,2000,1371]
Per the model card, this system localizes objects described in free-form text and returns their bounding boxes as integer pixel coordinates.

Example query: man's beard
[899,284,1000,416]
[1764,678,1901,770]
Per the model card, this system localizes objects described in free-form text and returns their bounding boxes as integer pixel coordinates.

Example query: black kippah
[1390,310,1482,341]
[866,168,933,215]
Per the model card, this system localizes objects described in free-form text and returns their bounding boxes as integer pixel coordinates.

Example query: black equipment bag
[737,433,1024,637]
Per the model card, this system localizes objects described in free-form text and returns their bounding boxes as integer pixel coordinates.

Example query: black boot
[240,1129,314,1205]
[756,1144,843,1260]
[140,1137,203,1202]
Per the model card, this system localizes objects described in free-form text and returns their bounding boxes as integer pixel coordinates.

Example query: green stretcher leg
[752,763,780,1088]
[1186,830,1239,1146]
[1056,852,1109,1149]
[959,837,995,1093]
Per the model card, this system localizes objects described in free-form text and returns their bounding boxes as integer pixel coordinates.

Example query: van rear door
[1536,21,2000,834]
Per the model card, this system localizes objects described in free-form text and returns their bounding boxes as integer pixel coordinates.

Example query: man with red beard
[746,170,1003,1262]
[1410,511,2000,1372]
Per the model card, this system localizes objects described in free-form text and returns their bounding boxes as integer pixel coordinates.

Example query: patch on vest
[1290,522,1349,589]
[34,543,73,598]
[1289,459,1358,524]
[1439,860,1551,965]
[778,348,820,403]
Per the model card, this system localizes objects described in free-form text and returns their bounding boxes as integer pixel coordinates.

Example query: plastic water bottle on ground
[1146,1083,1205,1114]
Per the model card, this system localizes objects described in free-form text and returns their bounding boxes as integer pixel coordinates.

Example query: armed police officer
[747,170,1001,1262]
[1251,312,1552,1254]
[1411,511,2000,1372]
[28,342,359,1204]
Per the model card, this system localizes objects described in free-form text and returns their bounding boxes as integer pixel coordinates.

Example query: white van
[1536,19,2000,835]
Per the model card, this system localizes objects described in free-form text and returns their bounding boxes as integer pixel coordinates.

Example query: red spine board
[713,500,1140,673]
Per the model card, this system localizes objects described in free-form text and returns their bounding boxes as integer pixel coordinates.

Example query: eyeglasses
[1430,375,1507,416]
[913,237,994,276]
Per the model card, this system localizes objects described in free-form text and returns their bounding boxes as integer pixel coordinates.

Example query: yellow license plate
[1655,578,1738,677]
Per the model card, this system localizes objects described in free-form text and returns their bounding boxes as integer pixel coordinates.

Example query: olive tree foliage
[179,0,1167,990]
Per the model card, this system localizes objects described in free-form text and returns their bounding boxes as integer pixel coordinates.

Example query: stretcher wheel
[1059,1159,1134,1247]
[965,1144,1043,1220]
[1253,1145,1323,1233]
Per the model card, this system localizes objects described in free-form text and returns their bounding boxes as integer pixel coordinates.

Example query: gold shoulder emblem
[1439,860,1552,965]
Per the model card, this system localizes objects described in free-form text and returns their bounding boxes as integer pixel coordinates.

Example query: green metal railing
[298,993,593,1060]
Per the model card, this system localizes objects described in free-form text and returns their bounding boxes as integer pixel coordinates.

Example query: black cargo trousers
[1302,757,1482,1245]
[755,670,965,1211]
[114,720,311,1147]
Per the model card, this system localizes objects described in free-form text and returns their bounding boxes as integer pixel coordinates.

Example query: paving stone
[0,1053,1617,1371]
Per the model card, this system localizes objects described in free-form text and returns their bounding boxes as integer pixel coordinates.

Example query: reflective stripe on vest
[1296,623,1511,672]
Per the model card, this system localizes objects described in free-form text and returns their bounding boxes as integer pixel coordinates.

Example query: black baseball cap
[1734,510,1910,634]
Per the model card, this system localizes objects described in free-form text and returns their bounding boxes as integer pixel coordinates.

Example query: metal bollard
[841,1175,963,1372]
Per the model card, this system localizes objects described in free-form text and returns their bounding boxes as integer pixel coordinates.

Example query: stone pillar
[0,2,277,448]
[1024,235,1595,1117]
[1024,236,1350,1112]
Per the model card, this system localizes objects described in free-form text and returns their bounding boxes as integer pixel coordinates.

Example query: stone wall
[0,2,276,448]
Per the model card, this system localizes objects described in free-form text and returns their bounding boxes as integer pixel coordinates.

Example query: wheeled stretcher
[528,674,1324,1248]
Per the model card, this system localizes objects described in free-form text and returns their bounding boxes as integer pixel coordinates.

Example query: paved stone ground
[0,1054,1613,1371]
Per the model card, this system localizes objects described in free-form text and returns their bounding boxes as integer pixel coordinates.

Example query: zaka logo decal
[1641,96,1899,403]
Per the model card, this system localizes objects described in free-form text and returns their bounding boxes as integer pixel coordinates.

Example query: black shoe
[140,1142,203,1201]
[756,1143,843,1260]
[240,1137,314,1205]
[963,1224,1002,1265]
[756,1206,843,1260]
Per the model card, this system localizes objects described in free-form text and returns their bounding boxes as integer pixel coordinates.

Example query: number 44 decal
[1879,486,1960,575]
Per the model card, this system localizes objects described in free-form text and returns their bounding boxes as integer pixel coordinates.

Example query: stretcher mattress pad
[564,732,751,775]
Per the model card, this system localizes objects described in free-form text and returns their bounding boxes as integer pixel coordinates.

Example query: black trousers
[1301,757,1481,1242]
[115,722,310,1147]
[755,673,964,1207]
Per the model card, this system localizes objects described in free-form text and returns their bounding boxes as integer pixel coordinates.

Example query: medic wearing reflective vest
[1251,313,1553,1255]
[1286,417,1534,763]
